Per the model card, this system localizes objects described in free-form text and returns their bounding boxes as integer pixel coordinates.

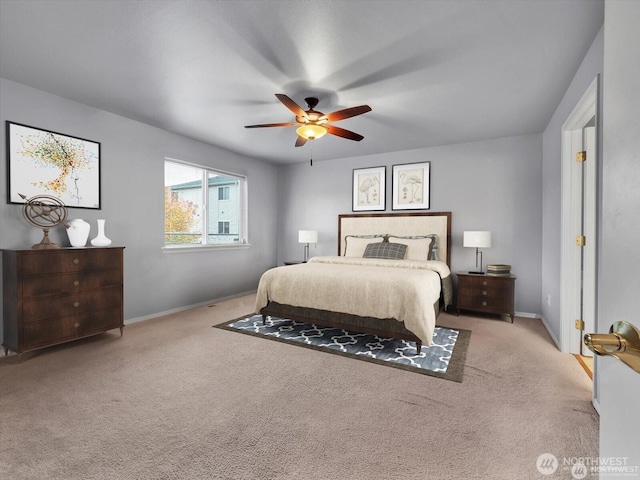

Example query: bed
[255,212,452,353]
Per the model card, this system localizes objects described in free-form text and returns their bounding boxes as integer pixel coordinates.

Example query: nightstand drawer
[458,283,512,299]
[458,275,513,290]
[457,291,513,311]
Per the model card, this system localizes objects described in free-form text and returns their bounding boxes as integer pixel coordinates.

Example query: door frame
[560,76,599,361]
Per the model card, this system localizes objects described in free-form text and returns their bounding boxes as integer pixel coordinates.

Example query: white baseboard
[515,311,540,319]
[539,315,562,349]
[124,289,257,325]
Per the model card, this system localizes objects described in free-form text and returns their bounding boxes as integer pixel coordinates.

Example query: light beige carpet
[0,294,597,480]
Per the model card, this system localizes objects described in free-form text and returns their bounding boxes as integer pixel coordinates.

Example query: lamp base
[468,270,484,275]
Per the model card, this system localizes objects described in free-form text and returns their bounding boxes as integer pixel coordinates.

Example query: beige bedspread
[255,256,452,346]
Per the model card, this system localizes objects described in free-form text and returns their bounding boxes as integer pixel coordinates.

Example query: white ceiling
[0,0,604,165]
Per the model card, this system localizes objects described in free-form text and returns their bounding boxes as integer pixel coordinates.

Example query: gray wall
[277,134,543,315]
[541,27,604,341]
[0,79,279,346]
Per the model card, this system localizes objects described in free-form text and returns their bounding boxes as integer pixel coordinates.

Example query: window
[164,159,247,248]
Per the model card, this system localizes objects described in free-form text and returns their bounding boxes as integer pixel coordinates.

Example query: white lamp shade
[463,231,491,248]
[298,230,318,244]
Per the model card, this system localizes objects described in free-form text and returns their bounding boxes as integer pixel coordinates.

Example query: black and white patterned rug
[215,314,470,382]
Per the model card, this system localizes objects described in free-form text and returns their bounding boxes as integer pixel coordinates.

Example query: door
[598,0,640,472]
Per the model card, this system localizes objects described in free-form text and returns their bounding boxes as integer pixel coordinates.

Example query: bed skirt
[259,300,441,353]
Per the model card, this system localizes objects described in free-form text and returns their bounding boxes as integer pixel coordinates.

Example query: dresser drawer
[22,287,123,323]
[22,307,123,350]
[22,249,122,275]
[23,269,122,299]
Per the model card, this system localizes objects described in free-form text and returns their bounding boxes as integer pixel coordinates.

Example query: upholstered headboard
[338,212,452,266]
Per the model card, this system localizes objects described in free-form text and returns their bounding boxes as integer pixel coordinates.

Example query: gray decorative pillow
[363,242,407,260]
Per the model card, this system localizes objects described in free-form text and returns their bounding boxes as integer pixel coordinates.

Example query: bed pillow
[343,235,385,257]
[362,242,407,260]
[387,235,433,261]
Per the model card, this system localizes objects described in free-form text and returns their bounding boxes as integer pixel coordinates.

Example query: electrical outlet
[546,295,551,307]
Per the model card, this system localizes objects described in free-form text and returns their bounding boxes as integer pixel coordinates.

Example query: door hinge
[575,319,585,330]
[577,151,587,162]
[576,235,586,247]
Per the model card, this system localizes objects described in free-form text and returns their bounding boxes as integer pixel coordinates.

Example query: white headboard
[338,212,452,266]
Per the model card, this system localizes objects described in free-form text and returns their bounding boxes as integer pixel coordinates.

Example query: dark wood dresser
[456,272,516,322]
[2,247,124,358]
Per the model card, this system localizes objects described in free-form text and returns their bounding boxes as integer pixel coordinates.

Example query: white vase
[65,219,91,247]
[90,219,112,246]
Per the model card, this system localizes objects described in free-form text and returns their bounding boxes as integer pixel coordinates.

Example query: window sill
[162,243,251,254]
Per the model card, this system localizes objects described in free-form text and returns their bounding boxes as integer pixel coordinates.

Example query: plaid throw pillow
[362,242,407,260]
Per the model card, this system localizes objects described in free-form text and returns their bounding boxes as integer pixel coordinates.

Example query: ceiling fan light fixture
[296,124,327,140]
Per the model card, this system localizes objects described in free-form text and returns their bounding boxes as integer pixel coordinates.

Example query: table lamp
[298,230,318,262]
[463,231,491,274]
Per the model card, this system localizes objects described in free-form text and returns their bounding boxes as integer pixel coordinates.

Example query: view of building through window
[164,159,245,246]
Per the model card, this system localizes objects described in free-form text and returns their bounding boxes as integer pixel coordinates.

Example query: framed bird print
[352,166,385,211]
[392,162,430,210]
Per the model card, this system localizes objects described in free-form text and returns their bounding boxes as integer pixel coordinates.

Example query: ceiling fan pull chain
[310,142,313,166]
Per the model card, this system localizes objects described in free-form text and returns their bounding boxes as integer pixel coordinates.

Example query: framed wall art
[392,161,430,210]
[6,121,101,209]
[352,166,385,211]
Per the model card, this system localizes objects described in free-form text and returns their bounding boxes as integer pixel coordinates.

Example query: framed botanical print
[352,166,385,211]
[392,161,430,210]
[6,121,101,209]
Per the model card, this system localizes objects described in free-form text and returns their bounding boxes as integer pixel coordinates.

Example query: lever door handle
[584,321,640,374]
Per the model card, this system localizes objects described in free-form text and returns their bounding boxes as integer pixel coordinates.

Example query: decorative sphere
[21,194,68,229]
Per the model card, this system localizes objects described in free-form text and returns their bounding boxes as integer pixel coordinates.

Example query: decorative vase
[65,219,91,247]
[90,219,112,246]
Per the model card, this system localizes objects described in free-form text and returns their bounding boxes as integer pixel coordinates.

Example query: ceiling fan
[244,94,372,147]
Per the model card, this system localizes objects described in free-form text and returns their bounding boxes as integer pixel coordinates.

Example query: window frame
[163,157,249,253]
[218,186,230,201]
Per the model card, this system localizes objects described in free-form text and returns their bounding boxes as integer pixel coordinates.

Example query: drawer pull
[73,301,80,308]
[74,322,80,328]
[482,290,488,296]
[482,281,488,286]
[73,258,80,265]
[482,301,487,306]
[73,280,80,287]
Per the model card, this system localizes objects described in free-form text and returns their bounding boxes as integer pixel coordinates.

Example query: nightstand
[456,272,516,322]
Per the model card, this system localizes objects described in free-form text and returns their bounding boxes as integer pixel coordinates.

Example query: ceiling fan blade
[325,125,364,141]
[275,94,307,118]
[326,105,372,122]
[244,122,299,128]
[295,136,308,147]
